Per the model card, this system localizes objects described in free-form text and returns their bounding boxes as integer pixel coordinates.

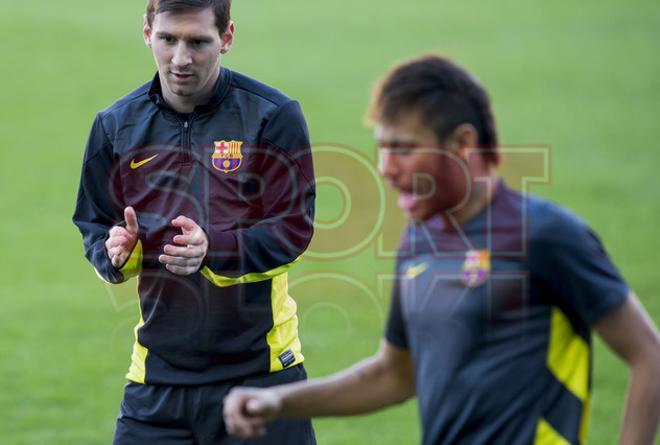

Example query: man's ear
[143,14,153,48]
[448,123,479,159]
[220,21,235,54]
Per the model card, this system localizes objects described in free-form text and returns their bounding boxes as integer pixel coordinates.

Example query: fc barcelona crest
[461,250,490,288]
[212,140,244,173]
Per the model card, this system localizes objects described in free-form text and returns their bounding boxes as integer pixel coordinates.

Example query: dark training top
[73,69,315,385]
[385,183,628,445]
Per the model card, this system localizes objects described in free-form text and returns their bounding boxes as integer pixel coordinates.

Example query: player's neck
[161,70,220,115]
[442,172,500,228]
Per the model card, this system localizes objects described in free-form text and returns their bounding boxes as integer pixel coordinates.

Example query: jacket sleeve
[201,100,315,286]
[72,114,141,284]
[530,215,629,326]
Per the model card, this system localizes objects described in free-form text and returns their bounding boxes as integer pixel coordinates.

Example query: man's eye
[160,36,175,43]
[191,40,203,46]
[382,146,414,155]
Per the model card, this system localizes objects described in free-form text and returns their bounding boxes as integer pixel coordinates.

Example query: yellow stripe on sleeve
[119,239,143,280]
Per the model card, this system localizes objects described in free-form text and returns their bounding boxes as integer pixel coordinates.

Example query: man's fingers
[171,235,190,245]
[111,255,121,268]
[172,233,206,247]
[108,225,128,237]
[160,248,206,275]
[106,228,138,267]
[124,206,139,233]
[246,398,272,416]
[170,216,208,250]
[106,235,130,249]
[171,215,197,233]
[159,254,198,268]
[223,389,276,439]
[224,394,239,435]
[109,246,129,259]
[111,252,127,268]
[225,405,268,438]
[163,244,204,259]
[245,398,264,415]
[109,226,138,244]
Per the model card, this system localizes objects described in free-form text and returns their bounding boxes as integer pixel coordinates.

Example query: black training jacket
[73,68,315,385]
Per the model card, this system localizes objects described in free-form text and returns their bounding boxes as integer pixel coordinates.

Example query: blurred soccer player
[223,55,660,444]
[72,0,316,443]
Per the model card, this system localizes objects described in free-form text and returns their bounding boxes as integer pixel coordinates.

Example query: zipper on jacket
[182,118,192,163]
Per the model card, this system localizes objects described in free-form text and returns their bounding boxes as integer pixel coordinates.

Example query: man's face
[144,7,233,103]
[377,113,470,222]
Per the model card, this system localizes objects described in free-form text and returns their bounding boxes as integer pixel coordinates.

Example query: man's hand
[223,341,414,438]
[159,215,209,276]
[106,206,139,268]
[223,387,283,438]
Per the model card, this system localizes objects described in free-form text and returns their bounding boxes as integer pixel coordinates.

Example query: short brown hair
[368,55,499,165]
[145,0,232,35]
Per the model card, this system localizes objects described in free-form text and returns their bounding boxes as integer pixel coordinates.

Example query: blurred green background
[1,0,659,443]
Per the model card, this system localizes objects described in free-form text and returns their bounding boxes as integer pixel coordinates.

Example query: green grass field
[1,0,659,443]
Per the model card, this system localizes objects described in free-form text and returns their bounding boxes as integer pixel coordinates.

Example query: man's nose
[172,43,192,67]
[379,150,400,180]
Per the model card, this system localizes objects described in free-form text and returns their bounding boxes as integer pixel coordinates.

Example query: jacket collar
[148,67,232,114]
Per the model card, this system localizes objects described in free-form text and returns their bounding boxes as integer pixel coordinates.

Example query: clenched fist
[223,387,283,438]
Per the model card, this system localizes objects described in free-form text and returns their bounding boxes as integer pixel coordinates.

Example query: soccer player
[72,0,316,443]
[222,55,660,444]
